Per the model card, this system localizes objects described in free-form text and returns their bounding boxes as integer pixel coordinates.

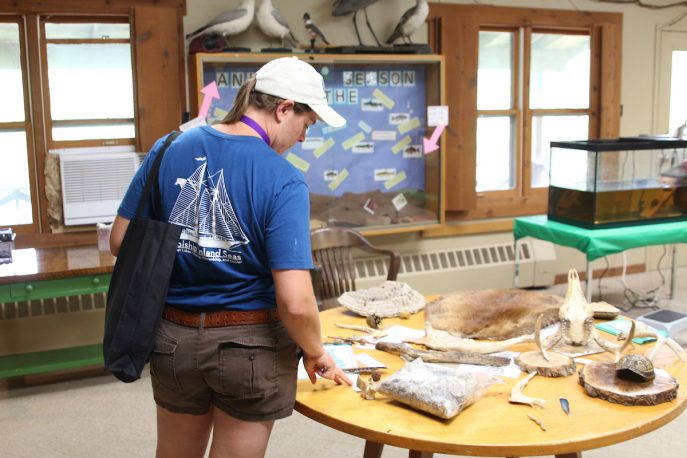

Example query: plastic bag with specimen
[376,358,500,419]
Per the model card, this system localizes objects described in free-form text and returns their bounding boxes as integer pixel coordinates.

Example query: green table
[513,215,687,301]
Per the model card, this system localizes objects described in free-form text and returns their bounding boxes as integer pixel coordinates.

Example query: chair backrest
[310,227,401,305]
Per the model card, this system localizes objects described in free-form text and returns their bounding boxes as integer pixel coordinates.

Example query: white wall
[183,0,687,283]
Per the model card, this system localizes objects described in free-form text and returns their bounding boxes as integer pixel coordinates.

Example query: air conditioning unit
[59,150,139,225]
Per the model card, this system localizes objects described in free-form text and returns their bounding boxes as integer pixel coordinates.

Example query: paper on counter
[376,325,425,344]
[297,344,357,381]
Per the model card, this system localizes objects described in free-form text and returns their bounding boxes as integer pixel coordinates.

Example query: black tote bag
[103,131,182,383]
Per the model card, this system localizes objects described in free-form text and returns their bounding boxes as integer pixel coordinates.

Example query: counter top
[0,246,115,285]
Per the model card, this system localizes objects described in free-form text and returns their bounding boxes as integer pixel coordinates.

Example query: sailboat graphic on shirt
[170,158,249,258]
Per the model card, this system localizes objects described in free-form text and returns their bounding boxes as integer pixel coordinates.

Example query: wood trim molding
[133,5,183,151]
[0,1,186,14]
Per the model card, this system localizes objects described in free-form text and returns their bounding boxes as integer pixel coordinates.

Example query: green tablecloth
[513,215,687,261]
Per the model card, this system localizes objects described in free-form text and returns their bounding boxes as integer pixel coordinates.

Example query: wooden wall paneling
[599,21,623,138]
[132,5,183,152]
[428,5,478,212]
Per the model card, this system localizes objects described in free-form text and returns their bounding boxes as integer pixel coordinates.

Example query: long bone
[406,323,534,354]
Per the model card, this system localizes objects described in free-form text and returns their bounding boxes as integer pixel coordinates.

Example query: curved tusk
[534,314,550,362]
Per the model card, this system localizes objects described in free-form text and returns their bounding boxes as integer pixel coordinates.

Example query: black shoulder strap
[134,131,182,220]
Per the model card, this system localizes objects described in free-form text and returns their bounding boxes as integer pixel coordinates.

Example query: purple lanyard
[240,115,270,145]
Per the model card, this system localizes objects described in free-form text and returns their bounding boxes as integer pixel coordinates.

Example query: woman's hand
[303,351,352,385]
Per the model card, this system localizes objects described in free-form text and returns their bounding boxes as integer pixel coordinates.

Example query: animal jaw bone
[509,371,546,408]
[618,320,687,362]
[406,323,533,354]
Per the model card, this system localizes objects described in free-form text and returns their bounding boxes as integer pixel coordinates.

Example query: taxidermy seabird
[256,0,298,48]
[332,0,381,47]
[386,0,429,45]
[303,12,330,48]
[185,0,255,47]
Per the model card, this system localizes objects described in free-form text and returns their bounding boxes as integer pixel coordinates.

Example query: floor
[2,267,687,458]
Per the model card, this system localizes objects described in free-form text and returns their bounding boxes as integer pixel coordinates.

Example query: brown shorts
[150,316,299,421]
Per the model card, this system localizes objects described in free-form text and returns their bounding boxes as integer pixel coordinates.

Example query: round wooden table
[295,307,687,458]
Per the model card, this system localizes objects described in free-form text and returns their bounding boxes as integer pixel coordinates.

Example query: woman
[110,57,351,458]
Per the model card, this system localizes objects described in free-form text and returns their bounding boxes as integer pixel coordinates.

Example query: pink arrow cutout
[423,124,446,154]
[198,81,220,119]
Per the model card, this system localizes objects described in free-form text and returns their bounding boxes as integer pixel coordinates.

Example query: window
[0,21,32,226]
[0,15,135,232]
[2,1,183,240]
[428,5,621,223]
[43,20,135,144]
[669,50,687,133]
[477,29,591,192]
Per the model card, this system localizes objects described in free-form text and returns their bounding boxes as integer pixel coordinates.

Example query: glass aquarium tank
[548,138,687,228]
[189,53,445,235]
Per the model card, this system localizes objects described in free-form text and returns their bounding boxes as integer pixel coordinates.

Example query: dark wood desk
[296,307,687,458]
[0,246,115,378]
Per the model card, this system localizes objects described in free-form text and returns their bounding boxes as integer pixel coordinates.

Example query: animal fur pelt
[426,289,563,340]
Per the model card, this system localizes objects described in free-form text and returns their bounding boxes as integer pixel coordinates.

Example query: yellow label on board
[372,89,395,109]
[384,170,407,190]
[398,117,421,134]
[328,168,349,191]
[314,138,335,158]
[391,136,412,154]
[213,107,228,119]
[342,132,366,150]
[285,153,310,172]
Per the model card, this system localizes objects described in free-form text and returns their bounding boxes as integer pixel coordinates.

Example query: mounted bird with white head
[385,0,429,45]
[256,0,298,49]
[185,0,256,49]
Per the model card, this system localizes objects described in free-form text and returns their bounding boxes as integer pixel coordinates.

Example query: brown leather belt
[163,306,279,328]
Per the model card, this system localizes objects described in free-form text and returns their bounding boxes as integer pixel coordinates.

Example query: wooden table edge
[296,392,687,456]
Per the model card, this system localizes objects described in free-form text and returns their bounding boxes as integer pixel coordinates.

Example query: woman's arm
[272,269,351,385]
[109,215,130,256]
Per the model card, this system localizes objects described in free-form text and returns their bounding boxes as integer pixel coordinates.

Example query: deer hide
[426,289,563,340]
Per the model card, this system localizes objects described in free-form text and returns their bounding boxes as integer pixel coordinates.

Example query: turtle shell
[616,354,655,382]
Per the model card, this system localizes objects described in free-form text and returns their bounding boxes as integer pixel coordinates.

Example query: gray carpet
[2,268,686,458]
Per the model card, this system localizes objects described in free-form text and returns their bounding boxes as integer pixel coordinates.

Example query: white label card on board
[427,105,449,127]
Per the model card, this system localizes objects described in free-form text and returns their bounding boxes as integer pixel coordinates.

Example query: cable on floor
[614,246,667,312]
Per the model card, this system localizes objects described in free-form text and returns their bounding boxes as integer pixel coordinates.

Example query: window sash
[40,16,135,148]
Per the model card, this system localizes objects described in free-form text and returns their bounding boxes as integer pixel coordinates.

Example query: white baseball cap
[254,57,346,128]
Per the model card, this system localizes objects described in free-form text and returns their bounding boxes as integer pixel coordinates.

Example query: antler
[534,314,552,361]
[625,321,687,362]
[509,371,546,408]
[592,320,635,362]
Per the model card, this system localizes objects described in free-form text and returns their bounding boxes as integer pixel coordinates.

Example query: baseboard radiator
[355,240,556,295]
[0,293,107,320]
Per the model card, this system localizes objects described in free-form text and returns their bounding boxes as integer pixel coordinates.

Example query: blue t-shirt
[118,126,313,311]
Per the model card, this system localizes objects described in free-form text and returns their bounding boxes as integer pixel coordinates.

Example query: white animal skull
[543,269,633,362]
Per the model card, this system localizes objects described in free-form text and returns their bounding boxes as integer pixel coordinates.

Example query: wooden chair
[310,227,401,309]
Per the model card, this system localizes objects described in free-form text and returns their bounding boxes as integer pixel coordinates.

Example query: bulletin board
[190,53,445,233]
